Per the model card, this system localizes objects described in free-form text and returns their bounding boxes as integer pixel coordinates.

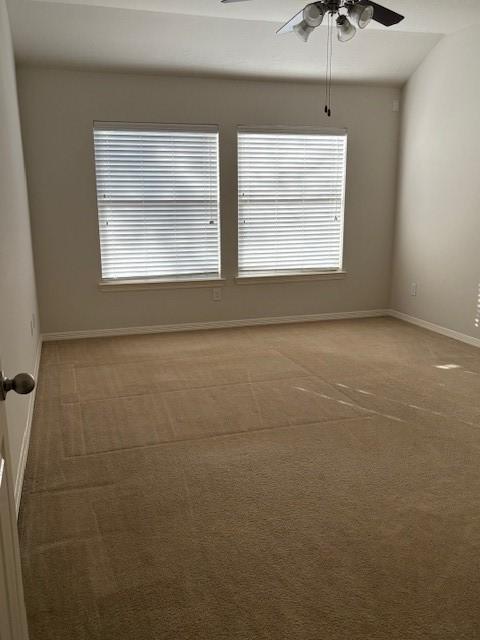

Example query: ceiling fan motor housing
[322,0,342,13]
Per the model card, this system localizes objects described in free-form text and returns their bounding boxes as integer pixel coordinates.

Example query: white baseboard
[42,309,389,342]
[43,309,480,347]
[388,309,480,349]
[14,336,42,515]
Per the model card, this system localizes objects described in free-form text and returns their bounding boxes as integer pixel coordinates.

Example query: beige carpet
[19,317,480,639]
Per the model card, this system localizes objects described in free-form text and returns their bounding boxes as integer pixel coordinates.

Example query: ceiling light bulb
[303,2,325,28]
[293,20,315,42]
[336,15,356,42]
[348,3,374,29]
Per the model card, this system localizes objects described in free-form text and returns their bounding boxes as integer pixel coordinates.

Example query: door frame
[0,390,30,640]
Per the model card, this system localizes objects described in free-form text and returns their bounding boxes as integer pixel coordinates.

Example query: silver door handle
[0,371,35,401]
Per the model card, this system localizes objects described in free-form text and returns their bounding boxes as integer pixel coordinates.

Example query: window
[93,122,220,282]
[237,127,347,277]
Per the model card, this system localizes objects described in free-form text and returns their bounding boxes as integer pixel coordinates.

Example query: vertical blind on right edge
[237,128,347,276]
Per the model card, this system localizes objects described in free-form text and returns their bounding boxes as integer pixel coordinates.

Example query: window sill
[98,277,226,292]
[235,271,347,285]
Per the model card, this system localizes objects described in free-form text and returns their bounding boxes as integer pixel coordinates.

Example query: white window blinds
[237,128,347,276]
[93,122,220,281]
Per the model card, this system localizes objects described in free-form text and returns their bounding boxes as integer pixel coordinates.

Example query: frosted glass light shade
[293,20,315,42]
[348,3,374,29]
[303,3,325,27]
[336,15,356,42]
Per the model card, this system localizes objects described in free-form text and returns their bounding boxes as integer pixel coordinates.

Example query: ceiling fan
[221,1,405,116]
[221,0,404,43]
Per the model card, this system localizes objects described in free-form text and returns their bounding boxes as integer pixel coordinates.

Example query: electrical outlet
[212,288,222,302]
[411,282,417,297]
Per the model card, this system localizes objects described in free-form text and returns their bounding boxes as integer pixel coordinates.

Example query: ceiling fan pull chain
[324,12,332,116]
[324,13,329,115]
[327,11,333,117]
[328,35,332,117]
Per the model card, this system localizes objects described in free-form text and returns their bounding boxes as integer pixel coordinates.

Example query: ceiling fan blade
[357,0,404,26]
[276,8,305,35]
[221,0,251,3]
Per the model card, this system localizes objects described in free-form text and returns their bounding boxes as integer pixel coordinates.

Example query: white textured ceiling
[8,0,479,84]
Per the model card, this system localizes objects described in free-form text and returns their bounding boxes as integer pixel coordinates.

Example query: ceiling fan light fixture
[348,3,374,29]
[336,15,356,42]
[293,20,315,42]
[303,2,325,27]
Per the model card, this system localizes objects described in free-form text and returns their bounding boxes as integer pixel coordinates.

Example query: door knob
[0,371,36,401]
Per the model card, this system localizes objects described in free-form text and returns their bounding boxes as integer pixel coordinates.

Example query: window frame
[236,125,348,281]
[93,121,222,287]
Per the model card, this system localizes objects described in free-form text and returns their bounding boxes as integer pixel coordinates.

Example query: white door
[0,362,32,640]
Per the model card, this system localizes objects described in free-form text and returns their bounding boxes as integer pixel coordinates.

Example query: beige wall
[0,0,39,487]
[17,67,400,334]
[391,25,480,339]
